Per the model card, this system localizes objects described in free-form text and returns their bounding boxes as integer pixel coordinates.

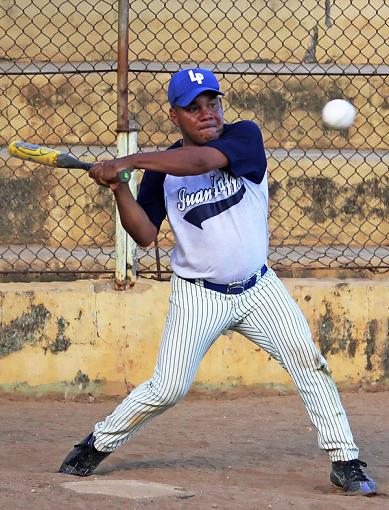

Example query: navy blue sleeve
[137,170,167,231]
[136,140,182,230]
[205,120,267,184]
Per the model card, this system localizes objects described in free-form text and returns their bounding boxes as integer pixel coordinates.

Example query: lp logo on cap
[188,70,204,85]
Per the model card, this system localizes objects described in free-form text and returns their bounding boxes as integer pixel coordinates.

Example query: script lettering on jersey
[177,171,246,229]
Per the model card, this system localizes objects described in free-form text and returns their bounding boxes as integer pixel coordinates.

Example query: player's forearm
[113,185,157,247]
[126,146,228,176]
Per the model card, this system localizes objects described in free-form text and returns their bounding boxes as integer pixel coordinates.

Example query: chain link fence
[0,0,388,281]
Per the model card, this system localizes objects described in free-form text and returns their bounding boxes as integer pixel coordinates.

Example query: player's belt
[182,264,267,295]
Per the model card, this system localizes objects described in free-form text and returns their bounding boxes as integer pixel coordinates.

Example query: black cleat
[58,433,111,477]
[330,459,377,496]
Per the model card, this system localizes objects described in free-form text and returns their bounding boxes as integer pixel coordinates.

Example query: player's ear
[169,107,179,126]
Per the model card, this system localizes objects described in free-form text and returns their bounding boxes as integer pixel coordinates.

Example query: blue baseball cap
[168,68,224,107]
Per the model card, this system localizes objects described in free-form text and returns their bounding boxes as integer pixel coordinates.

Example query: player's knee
[285,341,326,371]
[148,381,189,407]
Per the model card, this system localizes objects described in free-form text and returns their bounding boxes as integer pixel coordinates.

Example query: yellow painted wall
[2,72,388,150]
[1,1,388,148]
[1,0,387,64]
[0,276,388,396]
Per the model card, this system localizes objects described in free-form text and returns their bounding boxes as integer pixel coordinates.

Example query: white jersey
[137,120,269,284]
[164,169,268,283]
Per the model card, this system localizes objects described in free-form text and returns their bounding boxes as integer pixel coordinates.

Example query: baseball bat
[8,141,131,183]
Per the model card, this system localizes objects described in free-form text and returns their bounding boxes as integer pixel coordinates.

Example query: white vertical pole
[127,120,138,281]
[115,132,129,289]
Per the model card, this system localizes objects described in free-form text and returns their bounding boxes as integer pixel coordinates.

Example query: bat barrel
[8,140,130,182]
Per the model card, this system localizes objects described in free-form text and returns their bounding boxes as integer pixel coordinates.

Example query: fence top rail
[1,60,388,76]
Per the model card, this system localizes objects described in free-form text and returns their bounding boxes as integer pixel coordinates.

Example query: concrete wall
[1,1,388,148]
[1,276,388,397]
[2,72,388,149]
[1,0,387,64]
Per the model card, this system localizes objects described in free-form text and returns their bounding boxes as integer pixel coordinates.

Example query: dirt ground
[0,389,388,510]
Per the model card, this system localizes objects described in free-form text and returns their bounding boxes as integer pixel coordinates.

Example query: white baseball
[322,99,356,129]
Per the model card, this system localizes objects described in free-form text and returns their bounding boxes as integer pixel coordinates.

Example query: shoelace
[344,459,369,482]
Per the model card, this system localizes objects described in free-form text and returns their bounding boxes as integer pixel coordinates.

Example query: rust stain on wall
[288,175,389,225]
[228,89,290,123]
[0,173,50,244]
[382,319,389,379]
[45,316,71,354]
[288,176,337,223]
[25,82,77,113]
[0,303,50,358]
[317,300,357,358]
[73,370,90,390]
[317,301,334,356]
[85,186,115,214]
[364,319,377,371]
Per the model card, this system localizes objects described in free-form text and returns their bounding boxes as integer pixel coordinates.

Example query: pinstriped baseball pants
[94,268,359,462]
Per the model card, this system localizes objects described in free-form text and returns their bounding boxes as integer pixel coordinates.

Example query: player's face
[169,92,224,146]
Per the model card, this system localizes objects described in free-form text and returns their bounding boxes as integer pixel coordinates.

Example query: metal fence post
[115,0,131,290]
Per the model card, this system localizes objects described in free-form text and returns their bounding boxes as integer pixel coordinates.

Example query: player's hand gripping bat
[8,141,131,183]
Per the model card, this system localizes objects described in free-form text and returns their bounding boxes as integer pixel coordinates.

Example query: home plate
[61,479,195,500]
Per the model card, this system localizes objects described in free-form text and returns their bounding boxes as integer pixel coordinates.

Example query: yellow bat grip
[8,141,61,167]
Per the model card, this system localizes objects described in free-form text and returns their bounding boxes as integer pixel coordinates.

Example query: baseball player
[59,68,376,496]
